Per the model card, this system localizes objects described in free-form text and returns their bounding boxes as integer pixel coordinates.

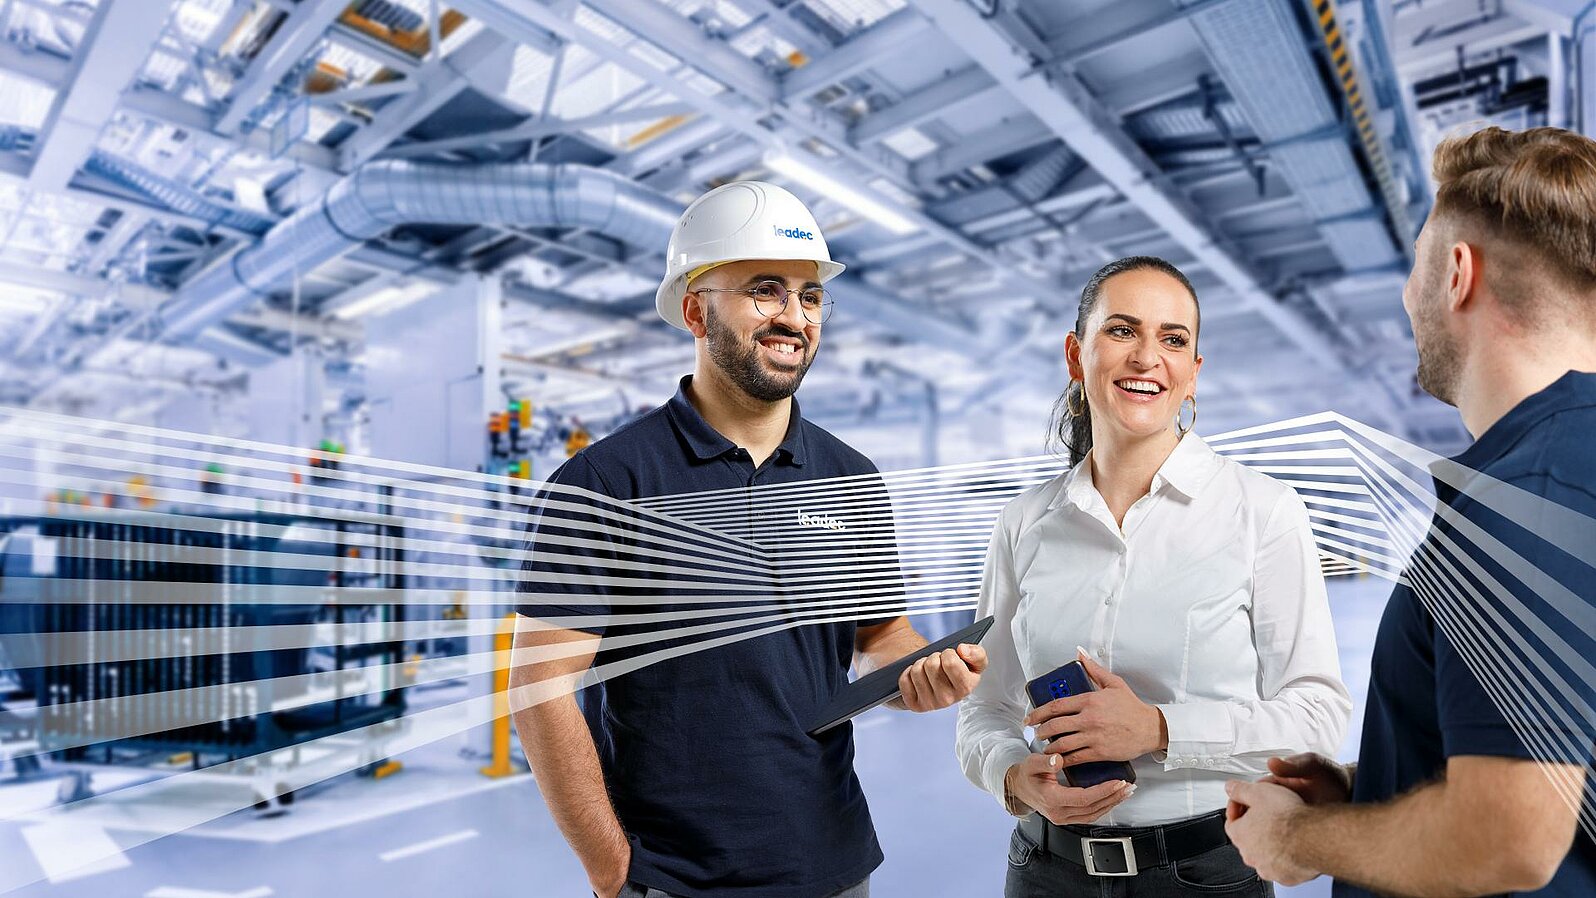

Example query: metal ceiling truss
[451,0,1064,298]
[0,0,1510,434]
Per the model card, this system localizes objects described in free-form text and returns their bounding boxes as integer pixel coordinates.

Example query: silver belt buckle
[1082,836,1138,876]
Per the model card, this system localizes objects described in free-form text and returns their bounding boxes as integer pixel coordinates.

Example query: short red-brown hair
[1431,126,1596,307]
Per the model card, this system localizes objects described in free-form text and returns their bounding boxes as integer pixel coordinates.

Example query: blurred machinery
[1414,56,1550,133]
[308,439,347,481]
[0,510,408,808]
[564,424,592,458]
[486,399,534,482]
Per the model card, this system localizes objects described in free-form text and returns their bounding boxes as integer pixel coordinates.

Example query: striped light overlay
[0,407,1590,891]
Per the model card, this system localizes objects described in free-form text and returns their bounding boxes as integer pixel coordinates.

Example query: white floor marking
[145,887,274,898]
[20,821,131,883]
[378,827,480,862]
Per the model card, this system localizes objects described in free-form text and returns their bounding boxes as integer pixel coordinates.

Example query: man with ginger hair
[1224,127,1596,896]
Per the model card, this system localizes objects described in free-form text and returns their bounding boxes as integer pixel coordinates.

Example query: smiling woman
[957,255,1351,898]
[1050,256,1203,467]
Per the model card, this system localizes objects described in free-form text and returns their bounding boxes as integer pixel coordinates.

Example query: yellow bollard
[479,612,521,778]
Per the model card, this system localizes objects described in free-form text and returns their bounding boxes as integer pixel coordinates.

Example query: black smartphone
[1026,660,1137,789]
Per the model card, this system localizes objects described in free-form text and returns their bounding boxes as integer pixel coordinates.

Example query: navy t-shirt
[516,376,903,898]
[1338,371,1596,898]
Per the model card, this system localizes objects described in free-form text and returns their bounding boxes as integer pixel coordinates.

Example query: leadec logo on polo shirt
[797,510,846,531]
[773,225,815,240]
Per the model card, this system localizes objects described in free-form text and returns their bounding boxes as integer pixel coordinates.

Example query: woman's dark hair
[1049,256,1200,466]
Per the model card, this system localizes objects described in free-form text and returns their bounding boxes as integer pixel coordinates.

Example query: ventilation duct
[84,153,277,236]
[1005,145,1076,204]
[0,125,277,235]
[0,125,28,152]
[930,145,1078,225]
[1180,0,1401,269]
[158,162,682,342]
[156,160,988,354]
[192,326,288,367]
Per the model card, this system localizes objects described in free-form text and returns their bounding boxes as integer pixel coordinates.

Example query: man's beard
[1413,289,1461,406]
[704,304,814,402]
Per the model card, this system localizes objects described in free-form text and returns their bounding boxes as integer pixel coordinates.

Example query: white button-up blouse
[955,433,1352,826]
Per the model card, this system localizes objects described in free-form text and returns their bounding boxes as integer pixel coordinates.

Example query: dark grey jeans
[1004,824,1275,897]
[616,878,868,898]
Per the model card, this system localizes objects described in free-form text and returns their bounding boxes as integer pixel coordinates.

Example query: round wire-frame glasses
[691,280,834,324]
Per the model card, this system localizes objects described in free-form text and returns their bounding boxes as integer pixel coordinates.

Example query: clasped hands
[1223,752,1353,885]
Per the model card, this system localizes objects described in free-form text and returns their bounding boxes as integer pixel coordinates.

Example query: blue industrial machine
[0,512,407,766]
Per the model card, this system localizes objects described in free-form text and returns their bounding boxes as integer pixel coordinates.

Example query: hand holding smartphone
[1026,660,1138,789]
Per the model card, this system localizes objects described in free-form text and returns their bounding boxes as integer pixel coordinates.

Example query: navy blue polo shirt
[1338,371,1596,898]
[517,376,903,898]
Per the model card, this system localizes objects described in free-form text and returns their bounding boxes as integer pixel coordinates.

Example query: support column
[1549,33,1569,129]
[1580,14,1596,137]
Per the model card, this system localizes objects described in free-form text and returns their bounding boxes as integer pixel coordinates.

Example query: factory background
[0,0,1588,895]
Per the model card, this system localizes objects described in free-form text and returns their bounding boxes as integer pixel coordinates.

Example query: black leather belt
[1017,809,1230,877]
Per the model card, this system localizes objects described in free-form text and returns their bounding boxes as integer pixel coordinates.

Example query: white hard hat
[655,180,845,330]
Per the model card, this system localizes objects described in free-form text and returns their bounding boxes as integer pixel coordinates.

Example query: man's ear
[682,291,708,338]
[1447,241,1480,314]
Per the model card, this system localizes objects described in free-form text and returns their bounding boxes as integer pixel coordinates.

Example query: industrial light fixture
[762,150,920,236]
[330,282,435,320]
[0,282,62,313]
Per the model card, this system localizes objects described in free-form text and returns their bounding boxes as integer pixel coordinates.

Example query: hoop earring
[1067,381,1087,417]
[1176,396,1197,436]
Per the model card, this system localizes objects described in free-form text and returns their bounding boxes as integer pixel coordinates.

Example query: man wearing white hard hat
[511,181,986,898]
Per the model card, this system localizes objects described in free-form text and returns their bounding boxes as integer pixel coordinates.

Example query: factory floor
[0,576,1390,897]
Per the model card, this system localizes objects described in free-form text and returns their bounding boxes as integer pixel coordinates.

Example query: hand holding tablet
[807,616,995,735]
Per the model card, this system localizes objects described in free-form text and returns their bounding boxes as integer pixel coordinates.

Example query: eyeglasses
[691,280,834,324]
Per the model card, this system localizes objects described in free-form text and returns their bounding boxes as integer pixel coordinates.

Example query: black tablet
[807,615,995,735]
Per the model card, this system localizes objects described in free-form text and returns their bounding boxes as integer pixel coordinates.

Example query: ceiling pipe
[158,161,681,342]
[192,327,289,367]
[156,159,998,358]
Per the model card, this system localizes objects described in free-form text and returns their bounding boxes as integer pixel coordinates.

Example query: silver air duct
[159,162,682,342]
[160,160,991,357]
